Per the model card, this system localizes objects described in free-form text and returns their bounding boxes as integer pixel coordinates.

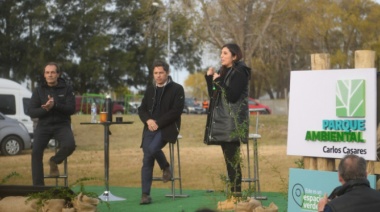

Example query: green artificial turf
[73,186,287,212]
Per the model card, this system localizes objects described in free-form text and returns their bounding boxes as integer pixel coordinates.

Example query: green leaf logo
[336,79,365,117]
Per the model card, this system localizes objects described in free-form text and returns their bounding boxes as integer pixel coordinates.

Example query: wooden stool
[44,139,68,186]
[153,135,189,199]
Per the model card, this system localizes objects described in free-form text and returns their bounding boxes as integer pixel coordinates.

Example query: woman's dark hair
[222,43,243,62]
[220,43,243,76]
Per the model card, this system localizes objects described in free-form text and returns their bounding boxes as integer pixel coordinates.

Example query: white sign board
[287,69,377,160]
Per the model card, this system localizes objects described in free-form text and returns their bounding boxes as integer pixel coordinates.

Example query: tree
[17,0,50,90]
[181,0,285,98]
[182,0,380,99]
[0,0,203,94]
[0,0,39,80]
[184,72,208,100]
[2,0,380,96]
[112,0,203,89]
[46,0,115,94]
[253,0,307,98]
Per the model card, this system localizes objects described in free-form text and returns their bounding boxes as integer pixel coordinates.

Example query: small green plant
[0,172,21,184]
[26,177,109,210]
[27,186,75,209]
[294,158,304,168]
[262,156,289,208]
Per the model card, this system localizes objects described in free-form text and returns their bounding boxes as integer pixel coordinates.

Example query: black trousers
[221,142,242,192]
[32,123,76,186]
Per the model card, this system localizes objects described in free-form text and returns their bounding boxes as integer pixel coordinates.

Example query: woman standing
[204,43,251,195]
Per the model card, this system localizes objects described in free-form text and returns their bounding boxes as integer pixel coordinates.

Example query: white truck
[0,78,34,139]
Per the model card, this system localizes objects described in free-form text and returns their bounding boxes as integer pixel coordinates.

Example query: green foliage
[184,72,208,100]
[2,0,380,97]
[262,157,289,206]
[0,0,202,93]
[26,177,109,210]
[219,150,256,202]
[0,172,21,185]
[26,187,75,209]
[294,158,304,169]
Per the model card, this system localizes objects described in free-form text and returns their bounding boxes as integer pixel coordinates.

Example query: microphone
[212,68,221,91]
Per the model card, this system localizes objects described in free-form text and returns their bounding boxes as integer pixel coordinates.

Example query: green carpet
[73,186,287,212]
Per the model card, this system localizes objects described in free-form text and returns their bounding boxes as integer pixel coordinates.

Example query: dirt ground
[3,114,378,193]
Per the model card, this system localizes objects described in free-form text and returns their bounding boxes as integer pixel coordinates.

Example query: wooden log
[311,54,330,70]
[317,157,335,171]
[303,157,317,170]
[354,50,376,175]
[355,50,375,68]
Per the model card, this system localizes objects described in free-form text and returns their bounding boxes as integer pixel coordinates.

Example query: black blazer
[138,76,185,143]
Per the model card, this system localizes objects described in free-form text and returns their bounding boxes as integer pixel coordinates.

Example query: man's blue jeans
[141,129,169,195]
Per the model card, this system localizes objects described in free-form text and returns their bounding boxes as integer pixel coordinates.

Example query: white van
[0,78,34,138]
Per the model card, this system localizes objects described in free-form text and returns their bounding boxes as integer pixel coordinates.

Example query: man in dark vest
[318,154,380,212]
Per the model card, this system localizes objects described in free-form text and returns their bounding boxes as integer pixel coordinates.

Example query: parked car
[129,101,141,110]
[183,98,204,114]
[0,78,34,139]
[0,112,31,156]
[115,101,138,114]
[75,96,124,114]
[248,98,271,114]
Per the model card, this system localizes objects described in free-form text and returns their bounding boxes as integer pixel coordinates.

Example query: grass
[1,114,300,193]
